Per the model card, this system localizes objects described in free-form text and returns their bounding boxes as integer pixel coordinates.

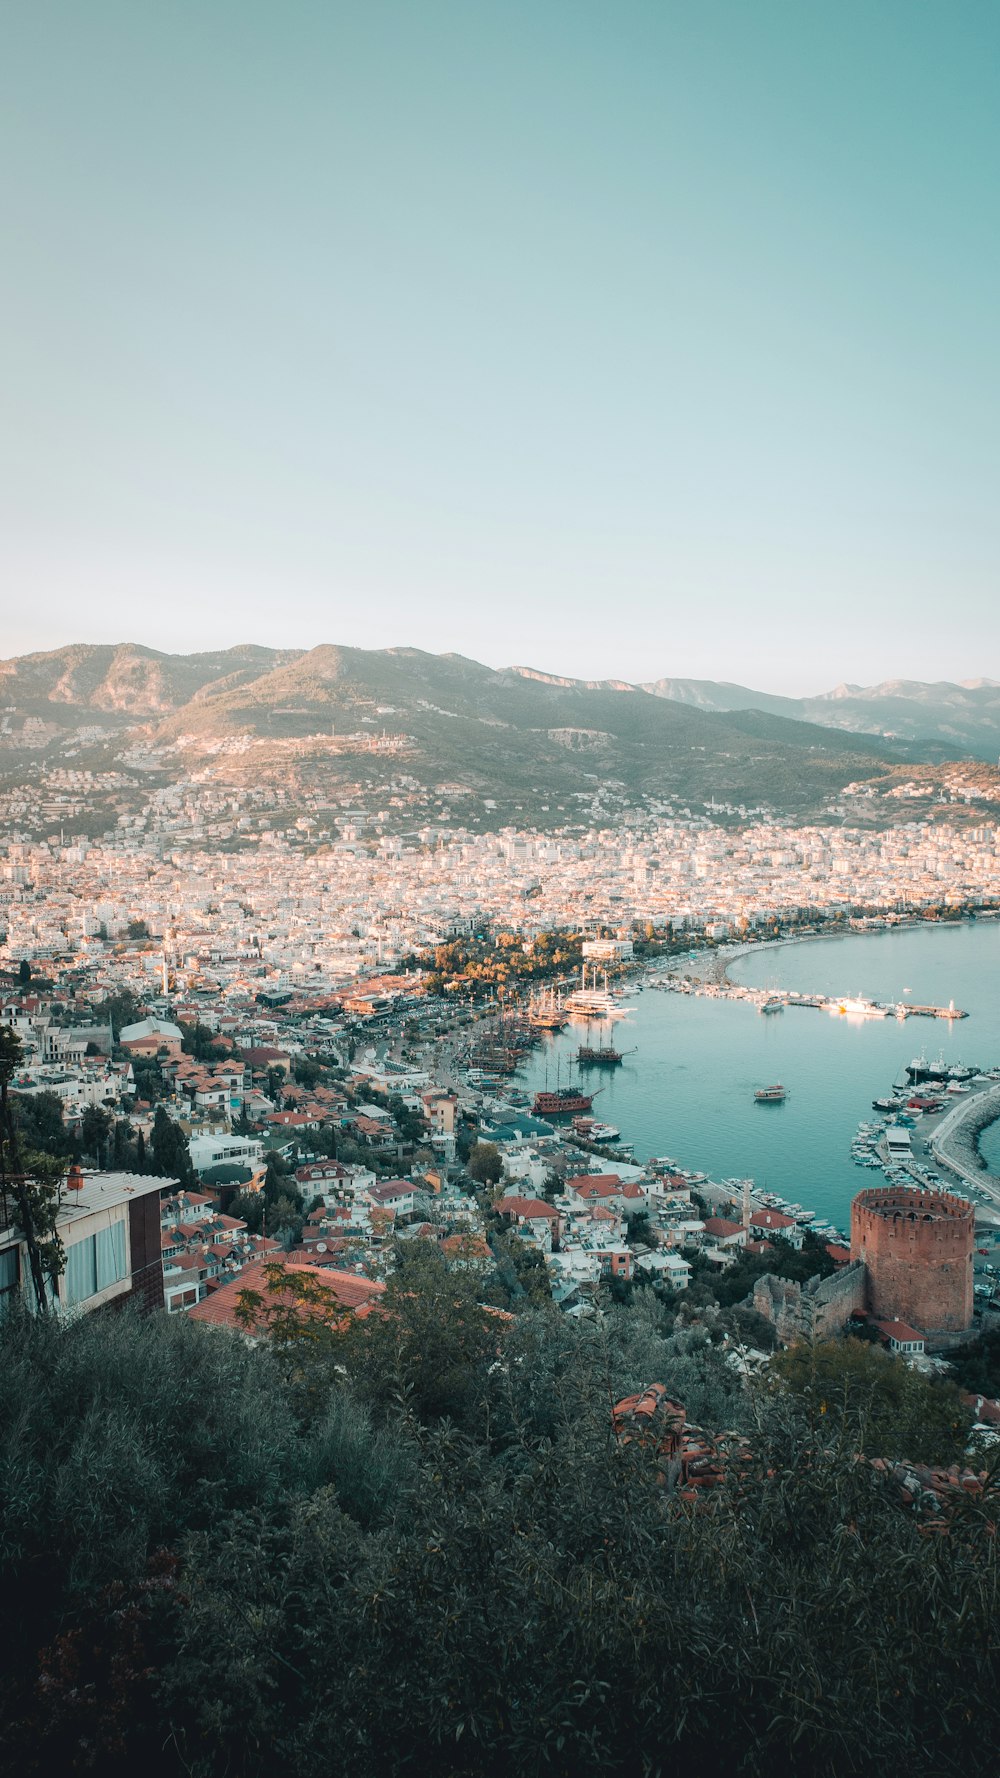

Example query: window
[0,1245,19,1312]
[64,1219,128,1306]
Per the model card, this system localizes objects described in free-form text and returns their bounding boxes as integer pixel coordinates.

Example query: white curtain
[96,1219,127,1290]
[65,1218,127,1304]
[65,1236,98,1305]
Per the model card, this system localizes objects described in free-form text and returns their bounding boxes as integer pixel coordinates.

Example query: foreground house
[0,1166,168,1317]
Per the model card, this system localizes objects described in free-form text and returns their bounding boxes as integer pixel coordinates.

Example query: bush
[1,1289,999,1776]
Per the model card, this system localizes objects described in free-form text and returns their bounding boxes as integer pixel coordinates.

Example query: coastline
[718,918,985,992]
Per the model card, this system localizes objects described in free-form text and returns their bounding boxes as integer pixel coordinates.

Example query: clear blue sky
[2,1,998,691]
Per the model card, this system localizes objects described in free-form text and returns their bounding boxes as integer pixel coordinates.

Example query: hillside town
[2,807,999,988]
[3,799,1000,1412]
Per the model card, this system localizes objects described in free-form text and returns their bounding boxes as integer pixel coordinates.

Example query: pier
[667,977,969,1022]
[903,1003,968,1020]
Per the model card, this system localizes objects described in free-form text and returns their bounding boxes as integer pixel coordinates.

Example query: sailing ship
[577,1018,631,1067]
[528,985,567,1031]
[533,1053,598,1117]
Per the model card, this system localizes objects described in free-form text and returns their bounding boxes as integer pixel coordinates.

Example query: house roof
[750,1207,796,1230]
[876,1318,925,1345]
[188,1258,385,1328]
[567,1175,623,1201]
[496,1194,559,1220]
[703,1217,744,1238]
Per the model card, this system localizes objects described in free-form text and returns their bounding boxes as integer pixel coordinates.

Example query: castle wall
[752,1261,866,1343]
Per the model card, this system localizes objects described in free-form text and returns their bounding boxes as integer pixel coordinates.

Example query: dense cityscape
[5,2,1000,1769]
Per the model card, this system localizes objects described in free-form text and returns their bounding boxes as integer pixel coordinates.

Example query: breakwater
[931,1086,1000,1201]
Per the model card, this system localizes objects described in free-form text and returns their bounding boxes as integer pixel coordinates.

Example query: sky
[2,1,998,693]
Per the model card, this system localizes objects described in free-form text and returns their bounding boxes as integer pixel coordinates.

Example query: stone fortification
[752,1261,866,1343]
[851,1186,974,1338]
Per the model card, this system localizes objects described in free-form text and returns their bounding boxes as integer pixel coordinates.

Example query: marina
[662,978,967,1021]
[514,919,1000,1231]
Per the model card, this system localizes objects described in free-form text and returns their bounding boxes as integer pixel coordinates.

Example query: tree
[340,1240,504,1426]
[467,1141,503,1187]
[770,1338,972,1465]
[236,1259,354,1354]
[3,1288,1000,1774]
[127,919,150,941]
[489,1231,552,1307]
[129,1057,164,1105]
[949,1328,1000,1399]
[80,1105,112,1165]
[266,1194,304,1245]
[180,1021,221,1062]
[95,988,144,1041]
[228,1189,265,1234]
[626,1210,653,1248]
[0,1030,66,1310]
[292,1057,324,1090]
[17,958,31,986]
[387,1093,424,1145]
[8,1090,75,1161]
[149,1107,194,1186]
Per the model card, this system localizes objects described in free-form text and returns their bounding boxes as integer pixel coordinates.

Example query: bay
[516,920,1000,1231]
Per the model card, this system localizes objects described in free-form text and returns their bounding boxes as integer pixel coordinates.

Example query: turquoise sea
[518,921,1000,1231]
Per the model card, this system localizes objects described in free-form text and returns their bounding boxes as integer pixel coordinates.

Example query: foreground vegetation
[1,1260,998,1777]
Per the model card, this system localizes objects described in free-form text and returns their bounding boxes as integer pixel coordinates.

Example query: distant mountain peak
[510,665,636,692]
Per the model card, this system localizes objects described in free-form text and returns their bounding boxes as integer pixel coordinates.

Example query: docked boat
[760,996,784,1015]
[836,995,889,1019]
[905,1053,978,1086]
[528,987,567,1031]
[564,964,631,1021]
[533,1087,595,1117]
[754,1084,787,1103]
[572,1116,621,1142]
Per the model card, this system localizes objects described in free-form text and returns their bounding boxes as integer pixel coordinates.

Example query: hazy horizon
[4,2,998,690]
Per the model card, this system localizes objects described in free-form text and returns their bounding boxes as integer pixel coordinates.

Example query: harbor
[510,918,1000,1233]
[444,920,1000,1246]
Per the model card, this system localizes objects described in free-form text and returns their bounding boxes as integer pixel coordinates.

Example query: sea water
[517,920,1000,1230]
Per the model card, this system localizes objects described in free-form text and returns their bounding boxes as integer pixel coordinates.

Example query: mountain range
[642,676,1000,760]
[1,642,998,825]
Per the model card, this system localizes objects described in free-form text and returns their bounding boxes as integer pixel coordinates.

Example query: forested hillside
[1,1258,997,1778]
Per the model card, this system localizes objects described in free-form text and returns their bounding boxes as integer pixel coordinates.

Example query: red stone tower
[851,1185,974,1338]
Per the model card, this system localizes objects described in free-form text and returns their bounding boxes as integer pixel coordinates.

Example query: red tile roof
[750,1208,796,1231]
[496,1194,559,1220]
[875,1319,925,1345]
[703,1217,744,1238]
[188,1258,385,1329]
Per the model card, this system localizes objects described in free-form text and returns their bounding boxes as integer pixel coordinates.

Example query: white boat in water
[835,995,889,1019]
[564,965,633,1021]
